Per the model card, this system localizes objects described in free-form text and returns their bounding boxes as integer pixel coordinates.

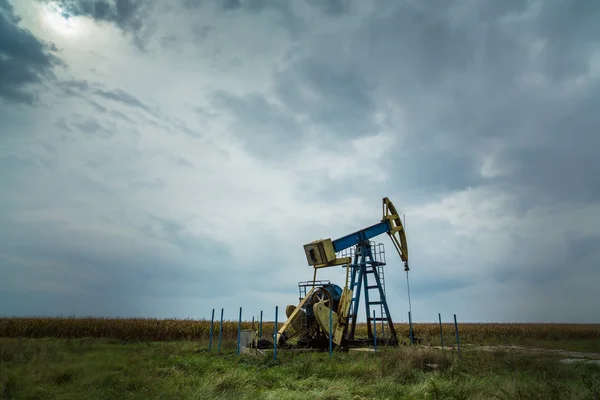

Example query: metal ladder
[376,265,387,339]
[346,263,388,339]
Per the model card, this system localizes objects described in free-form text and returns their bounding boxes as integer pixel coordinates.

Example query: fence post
[237,307,242,356]
[218,308,224,354]
[259,310,263,338]
[274,306,278,361]
[373,310,378,351]
[329,306,333,357]
[454,314,461,359]
[209,308,215,351]
[408,311,414,345]
[438,313,444,350]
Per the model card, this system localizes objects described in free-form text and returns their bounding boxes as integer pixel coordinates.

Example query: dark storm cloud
[407,275,473,297]
[0,1,62,104]
[220,0,240,11]
[168,156,194,168]
[258,0,600,204]
[212,57,377,159]
[535,0,600,82]
[129,178,164,190]
[54,118,72,132]
[57,78,203,140]
[110,109,133,123]
[58,79,156,124]
[74,116,111,136]
[49,0,152,37]
[0,209,271,317]
[205,0,600,324]
[94,88,150,112]
[210,91,302,156]
[181,0,239,12]
[305,0,350,17]
[0,154,37,169]
[183,0,303,38]
[498,84,600,206]
[60,79,92,93]
[2,0,598,323]
[89,100,107,113]
[273,59,375,137]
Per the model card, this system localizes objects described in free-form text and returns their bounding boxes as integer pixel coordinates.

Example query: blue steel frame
[346,239,398,344]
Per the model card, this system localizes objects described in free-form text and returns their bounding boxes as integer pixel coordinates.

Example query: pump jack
[275,197,409,350]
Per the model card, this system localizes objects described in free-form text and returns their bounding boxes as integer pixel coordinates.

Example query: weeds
[0,337,598,399]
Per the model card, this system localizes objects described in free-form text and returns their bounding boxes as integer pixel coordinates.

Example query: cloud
[48,0,153,41]
[305,0,351,17]
[94,88,150,111]
[0,0,62,104]
[1,0,599,324]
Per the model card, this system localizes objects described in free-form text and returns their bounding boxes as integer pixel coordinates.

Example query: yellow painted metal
[276,287,317,343]
[312,286,353,346]
[333,287,353,344]
[344,264,350,290]
[313,301,339,335]
[303,239,337,266]
[313,256,352,269]
[382,197,409,264]
[285,305,305,333]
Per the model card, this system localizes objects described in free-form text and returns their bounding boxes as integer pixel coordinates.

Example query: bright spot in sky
[42,5,78,36]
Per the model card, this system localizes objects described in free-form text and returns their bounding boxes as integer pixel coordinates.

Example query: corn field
[1,318,598,343]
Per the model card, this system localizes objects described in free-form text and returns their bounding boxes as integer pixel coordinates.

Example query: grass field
[1,318,600,399]
[1,337,599,399]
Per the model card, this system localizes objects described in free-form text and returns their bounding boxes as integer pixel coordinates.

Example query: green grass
[1,338,598,399]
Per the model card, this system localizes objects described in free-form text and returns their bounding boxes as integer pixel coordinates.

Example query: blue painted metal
[371,264,394,337]
[259,310,263,338]
[439,313,444,350]
[301,283,344,322]
[454,314,461,358]
[408,311,414,345]
[321,283,343,302]
[209,308,215,351]
[332,220,390,252]
[218,308,224,354]
[274,306,278,360]
[373,310,377,351]
[363,267,371,336]
[329,306,333,357]
[237,307,242,356]
[346,241,398,343]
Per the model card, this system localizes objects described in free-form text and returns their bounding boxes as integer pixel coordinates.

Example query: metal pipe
[438,313,444,350]
[329,306,333,357]
[381,311,385,340]
[274,306,278,361]
[209,308,215,351]
[373,310,377,351]
[218,308,223,354]
[408,311,414,345]
[259,310,263,338]
[454,314,461,358]
[237,307,242,356]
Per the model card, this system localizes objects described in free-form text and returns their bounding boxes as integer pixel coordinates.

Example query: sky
[1,0,599,324]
